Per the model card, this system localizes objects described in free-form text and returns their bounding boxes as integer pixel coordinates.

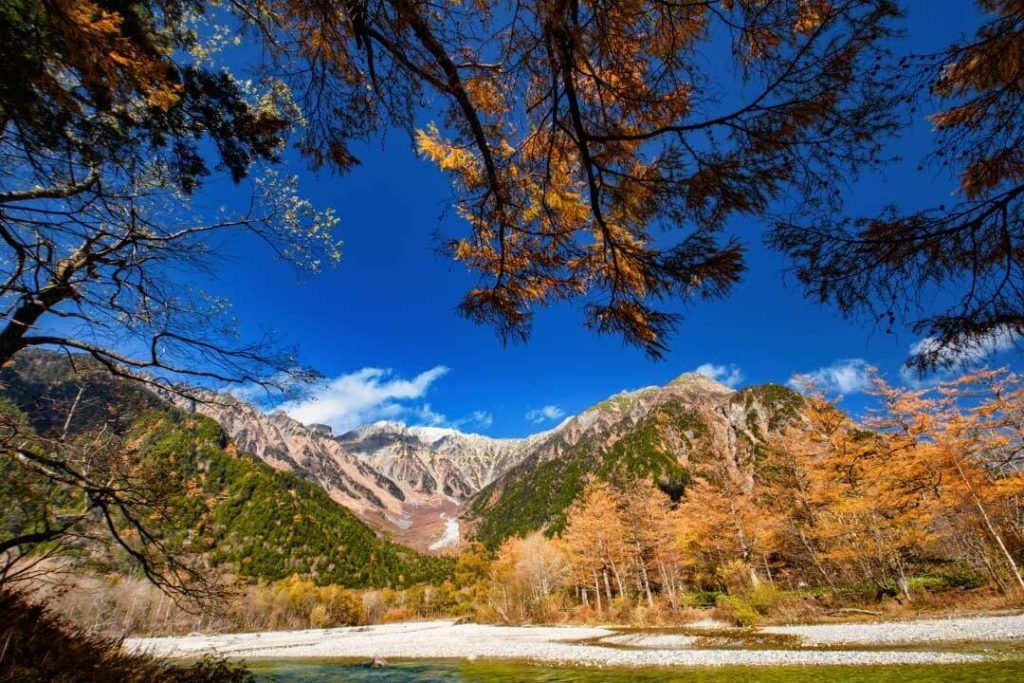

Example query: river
[250,659,1024,682]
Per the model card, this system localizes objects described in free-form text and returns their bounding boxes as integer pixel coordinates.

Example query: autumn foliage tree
[8,1,1018,368]
[871,372,1024,592]
[561,480,630,614]
[773,0,1024,369]
[10,1,1014,367]
[230,0,904,356]
[487,532,567,622]
[0,0,340,389]
[485,371,1024,626]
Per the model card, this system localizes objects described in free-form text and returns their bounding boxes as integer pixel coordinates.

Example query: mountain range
[175,394,547,550]
[175,370,804,552]
[1,348,806,562]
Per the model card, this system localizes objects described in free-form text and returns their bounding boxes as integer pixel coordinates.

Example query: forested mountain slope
[462,373,805,548]
[0,351,449,588]
[177,394,543,549]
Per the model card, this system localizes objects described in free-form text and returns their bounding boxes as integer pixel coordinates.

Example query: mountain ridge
[460,376,804,548]
[176,368,803,554]
[174,393,544,550]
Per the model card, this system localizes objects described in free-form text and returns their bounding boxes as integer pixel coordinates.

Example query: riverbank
[125,613,1024,668]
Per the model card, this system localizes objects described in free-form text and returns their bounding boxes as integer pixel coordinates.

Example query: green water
[250,659,1024,682]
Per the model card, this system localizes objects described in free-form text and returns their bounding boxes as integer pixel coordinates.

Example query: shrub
[308,604,330,628]
[936,565,989,591]
[715,594,759,627]
[681,590,722,607]
[746,585,781,615]
[381,606,414,622]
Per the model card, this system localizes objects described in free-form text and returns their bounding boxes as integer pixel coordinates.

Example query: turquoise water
[250,659,1024,682]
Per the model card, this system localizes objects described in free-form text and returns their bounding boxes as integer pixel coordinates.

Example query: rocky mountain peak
[461,377,804,548]
[667,371,735,393]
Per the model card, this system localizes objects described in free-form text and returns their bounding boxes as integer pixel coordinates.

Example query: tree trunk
[658,561,679,610]
[730,500,761,588]
[799,528,836,589]
[607,554,626,599]
[762,554,775,588]
[896,573,912,602]
[0,247,85,366]
[954,455,1024,591]
[891,553,913,602]
[635,542,654,608]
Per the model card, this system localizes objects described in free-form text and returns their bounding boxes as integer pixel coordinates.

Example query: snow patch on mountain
[429,515,460,551]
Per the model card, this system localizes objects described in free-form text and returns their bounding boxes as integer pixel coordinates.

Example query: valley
[172,369,801,554]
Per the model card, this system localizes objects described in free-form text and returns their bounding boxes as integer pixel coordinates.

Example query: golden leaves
[795,0,831,35]
[56,0,175,105]
[416,124,483,187]
[383,0,891,355]
[743,26,783,63]
[464,75,506,117]
[930,4,1024,201]
[961,149,1024,201]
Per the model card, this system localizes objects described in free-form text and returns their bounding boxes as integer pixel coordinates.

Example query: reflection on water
[250,659,1024,683]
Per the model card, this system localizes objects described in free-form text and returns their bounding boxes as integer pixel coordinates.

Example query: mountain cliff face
[460,373,804,548]
[178,397,410,519]
[177,397,540,550]
[335,421,542,499]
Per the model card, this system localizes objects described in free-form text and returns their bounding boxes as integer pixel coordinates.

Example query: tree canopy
[772,0,1024,371]
[4,1,1021,366]
[233,0,904,357]
[0,0,340,393]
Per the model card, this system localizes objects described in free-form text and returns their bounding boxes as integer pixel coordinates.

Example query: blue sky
[185,1,1016,438]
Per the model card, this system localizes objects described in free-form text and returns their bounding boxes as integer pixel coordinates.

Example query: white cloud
[279,365,449,433]
[456,410,493,430]
[694,362,744,388]
[900,326,1020,387]
[226,382,277,404]
[788,359,872,395]
[526,405,565,424]
[411,403,447,426]
[224,370,305,406]
[411,406,497,431]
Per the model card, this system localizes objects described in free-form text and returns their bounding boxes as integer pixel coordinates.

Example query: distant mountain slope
[178,397,542,549]
[0,351,450,588]
[338,421,535,498]
[461,373,804,548]
[132,410,449,587]
[180,397,412,522]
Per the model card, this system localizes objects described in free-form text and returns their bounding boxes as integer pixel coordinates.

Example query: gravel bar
[762,612,1024,645]
[125,615,1024,667]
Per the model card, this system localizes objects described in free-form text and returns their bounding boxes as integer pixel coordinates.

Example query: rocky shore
[126,613,1024,668]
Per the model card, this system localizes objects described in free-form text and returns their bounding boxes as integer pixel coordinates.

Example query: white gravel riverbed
[762,612,1024,645]
[124,614,1024,667]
